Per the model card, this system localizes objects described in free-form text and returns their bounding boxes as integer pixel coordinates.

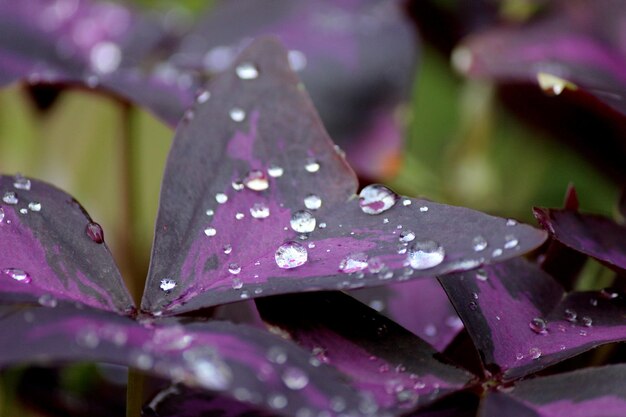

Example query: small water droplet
[275,241,308,269]
[504,235,519,249]
[229,108,246,122]
[160,278,176,292]
[2,192,18,205]
[304,158,320,173]
[196,90,210,103]
[318,222,327,229]
[290,210,316,233]
[228,263,241,275]
[581,316,593,327]
[234,212,244,220]
[492,248,503,257]
[282,367,309,390]
[223,244,232,254]
[402,199,412,206]
[215,193,228,204]
[589,298,598,307]
[600,288,620,299]
[0,207,4,223]
[564,308,577,322]
[472,236,488,252]
[303,194,322,210]
[339,253,369,273]
[407,240,445,270]
[204,227,217,237]
[19,208,27,215]
[529,317,548,335]
[3,268,31,283]
[399,230,416,243]
[475,269,488,281]
[268,394,288,410]
[89,41,121,74]
[38,294,57,308]
[359,184,398,215]
[28,202,41,212]
[288,50,307,71]
[232,278,243,289]
[267,346,287,364]
[267,164,284,178]
[236,62,259,80]
[86,222,104,243]
[579,329,588,336]
[506,219,517,227]
[231,180,244,191]
[367,257,385,273]
[243,170,269,191]
[206,209,214,216]
[529,347,542,360]
[13,174,31,190]
[76,328,100,348]
[419,206,429,212]
[250,203,270,219]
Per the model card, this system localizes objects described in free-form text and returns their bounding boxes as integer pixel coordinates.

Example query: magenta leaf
[0,304,371,417]
[0,175,133,314]
[480,365,626,417]
[439,258,626,380]
[256,292,473,414]
[141,38,547,316]
[350,280,463,351]
[534,208,626,274]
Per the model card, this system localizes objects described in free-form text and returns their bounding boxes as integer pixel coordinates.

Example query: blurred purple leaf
[480,365,626,417]
[534,208,626,274]
[440,258,626,380]
[0,175,133,314]
[0,303,370,417]
[256,291,474,414]
[141,38,547,316]
[350,280,463,351]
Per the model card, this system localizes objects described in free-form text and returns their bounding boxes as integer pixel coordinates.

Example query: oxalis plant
[2,3,626,417]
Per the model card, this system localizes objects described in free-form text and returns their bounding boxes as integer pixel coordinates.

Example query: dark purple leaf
[141,38,547,315]
[440,258,626,380]
[256,292,473,414]
[0,175,133,314]
[534,208,626,274]
[0,304,370,417]
[174,0,418,179]
[480,365,626,417]
[350,279,463,351]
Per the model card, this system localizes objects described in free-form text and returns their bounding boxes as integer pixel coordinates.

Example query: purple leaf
[480,365,626,417]
[0,304,371,417]
[174,0,418,179]
[534,208,626,274]
[141,38,547,315]
[0,175,133,314]
[256,292,473,414]
[439,258,626,380]
[350,280,463,351]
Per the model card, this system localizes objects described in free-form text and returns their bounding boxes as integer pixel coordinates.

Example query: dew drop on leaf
[475,269,488,281]
[472,235,488,252]
[228,263,241,275]
[28,202,41,212]
[250,202,270,219]
[204,227,217,237]
[282,367,309,390]
[229,107,246,122]
[160,278,176,292]
[267,164,284,178]
[215,193,228,204]
[290,210,316,233]
[196,90,210,103]
[529,347,542,360]
[243,170,269,191]
[529,317,548,335]
[304,158,320,173]
[2,192,18,205]
[0,207,5,223]
[407,240,445,270]
[3,268,31,283]
[581,316,593,327]
[13,174,31,190]
[564,308,577,322]
[338,253,369,273]
[235,62,259,80]
[303,194,322,210]
[399,230,416,243]
[275,241,308,269]
[504,235,519,249]
[38,294,57,308]
[358,184,398,215]
[86,222,104,244]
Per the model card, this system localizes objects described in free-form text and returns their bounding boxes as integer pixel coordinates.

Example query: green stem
[126,368,145,417]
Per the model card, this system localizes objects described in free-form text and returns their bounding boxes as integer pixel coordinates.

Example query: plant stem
[126,368,145,417]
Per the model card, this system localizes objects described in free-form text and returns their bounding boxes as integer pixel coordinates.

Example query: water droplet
[13,174,31,190]
[476,269,488,281]
[196,90,210,103]
[19,208,27,215]
[564,308,577,322]
[76,328,100,348]
[407,241,445,270]
[28,202,41,212]
[215,193,228,204]
[236,62,259,80]
[506,219,517,227]
[600,288,620,299]
[419,206,429,212]
[492,248,503,257]
[304,158,320,173]
[38,294,57,308]
[204,227,217,237]
[89,41,121,74]
[399,230,416,243]
[86,222,104,243]
[232,278,243,289]
[3,192,18,205]
[231,180,244,191]
[206,209,214,216]
[504,235,519,249]
[581,316,593,327]
[223,244,232,254]
[529,347,542,360]
[318,222,327,229]
[529,317,548,335]
[290,210,316,233]
[537,72,577,96]
[267,164,284,178]
[275,241,308,269]
[288,50,307,71]
[339,253,369,273]
[250,202,270,219]
[367,257,385,273]
[267,346,287,364]
[243,170,269,191]
[0,207,4,223]
[3,268,31,283]
[589,298,598,307]
[268,394,288,410]
[304,194,322,210]
[579,329,588,336]
[359,184,398,215]
[229,108,246,122]
[402,199,412,206]
[472,236,488,252]
[160,278,176,292]
[228,263,241,275]
[282,367,309,390]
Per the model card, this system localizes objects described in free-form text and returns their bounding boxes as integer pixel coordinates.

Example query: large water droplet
[529,317,548,335]
[339,253,369,273]
[243,170,269,191]
[236,62,259,80]
[472,236,487,252]
[13,174,31,190]
[86,222,104,244]
[160,278,176,292]
[3,268,31,283]
[407,241,445,270]
[399,230,416,243]
[267,164,284,178]
[204,227,217,237]
[2,192,18,205]
[304,158,320,173]
[282,367,309,390]
[228,263,241,275]
[290,210,316,233]
[359,184,398,215]
[215,193,228,204]
[304,194,322,210]
[229,108,246,122]
[275,241,308,269]
[250,202,270,219]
